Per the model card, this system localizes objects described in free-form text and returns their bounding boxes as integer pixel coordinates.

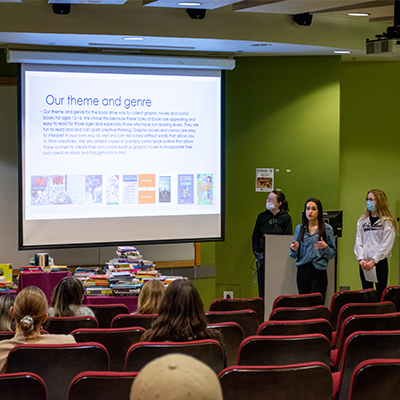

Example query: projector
[365,39,400,56]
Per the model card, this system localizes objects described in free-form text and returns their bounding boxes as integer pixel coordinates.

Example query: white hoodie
[354,215,396,264]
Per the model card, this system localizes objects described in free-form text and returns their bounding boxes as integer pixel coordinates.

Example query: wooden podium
[264,235,335,321]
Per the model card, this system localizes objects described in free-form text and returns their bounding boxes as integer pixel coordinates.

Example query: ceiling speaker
[52,3,71,15]
[293,12,313,26]
[186,8,206,20]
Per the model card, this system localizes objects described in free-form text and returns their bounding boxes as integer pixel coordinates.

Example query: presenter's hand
[364,260,375,271]
[359,259,367,269]
[290,241,300,251]
[314,237,327,250]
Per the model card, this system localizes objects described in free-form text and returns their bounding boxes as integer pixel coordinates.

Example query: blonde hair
[0,294,16,331]
[13,286,48,333]
[363,189,398,234]
[137,280,166,314]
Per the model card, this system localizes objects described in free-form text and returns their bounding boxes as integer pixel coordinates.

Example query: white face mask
[266,202,275,211]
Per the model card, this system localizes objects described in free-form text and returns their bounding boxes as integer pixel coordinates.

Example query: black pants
[296,262,328,301]
[359,258,388,302]
[256,259,265,301]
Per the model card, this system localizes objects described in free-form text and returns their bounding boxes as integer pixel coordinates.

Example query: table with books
[17,270,71,304]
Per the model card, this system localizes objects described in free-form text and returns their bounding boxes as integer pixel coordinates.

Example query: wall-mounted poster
[256,168,274,192]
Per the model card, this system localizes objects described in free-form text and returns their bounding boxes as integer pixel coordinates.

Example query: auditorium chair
[238,333,331,368]
[272,293,325,310]
[205,310,259,338]
[87,304,129,328]
[219,362,333,400]
[257,318,332,342]
[269,305,330,322]
[5,342,110,400]
[0,372,47,400]
[71,326,145,371]
[333,330,400,400]
[45,316,98,334]
[69,371,138,400]
[382,286,400,310]
[329,288,377,331]
[207,322,244,366]
[111,313,157,330]
[125,339,225,374]
[209,297,265,325]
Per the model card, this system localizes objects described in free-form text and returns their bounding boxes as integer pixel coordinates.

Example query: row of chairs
[2,337,400,400]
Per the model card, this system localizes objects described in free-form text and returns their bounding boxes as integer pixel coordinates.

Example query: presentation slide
[19,63,223,248]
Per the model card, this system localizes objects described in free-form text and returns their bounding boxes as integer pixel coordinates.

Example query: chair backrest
[218,362,333,400]
[71,327,145,371]
[333,312,400,370]
[257,318,332,342]
[87,304,129,328]
[205,310,259,338]
[45,316,98,334]
[349,359,400,400]
[382,286,400,310]
[0,372,47,400]
[207,322,244,367]
[110,314,157,330]
[209,297,265,325]
[125,339,225,374]
[329,289,377,331]
[334,301,397,346]
[0,331,15,340]
[238,334,331,368]
[336,330,400,400]
[269,306,331,322]
[6,342,110,400]
[272,293,325,310]
[68,371,138,400]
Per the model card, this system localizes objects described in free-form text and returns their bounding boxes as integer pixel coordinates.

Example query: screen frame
[18,63,225,250]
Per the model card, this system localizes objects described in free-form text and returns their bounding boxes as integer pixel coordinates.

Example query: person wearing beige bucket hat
[130,353,223,400]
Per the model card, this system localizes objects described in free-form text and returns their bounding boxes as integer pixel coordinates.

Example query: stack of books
[20,266,43,273]
[0,276,14,291]
[74,267,98,284]
[115,246,143,266]
[84,275,112,296]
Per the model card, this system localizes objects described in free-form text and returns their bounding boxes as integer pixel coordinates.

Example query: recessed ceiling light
[123,37,144,41]
[178,2,202,6]
[251,43,272,47]
[347,12,370,17]
[333,50,351,54]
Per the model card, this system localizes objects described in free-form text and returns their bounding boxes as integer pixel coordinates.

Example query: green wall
[207,56,341,299]
[339,61,400,292]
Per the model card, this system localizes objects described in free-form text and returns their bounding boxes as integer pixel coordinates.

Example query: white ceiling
[0,0,398,61]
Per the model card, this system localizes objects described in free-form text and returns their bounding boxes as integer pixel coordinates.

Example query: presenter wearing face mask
[354,189,397,301]
[290,198,336,301]
[252,190,292,300]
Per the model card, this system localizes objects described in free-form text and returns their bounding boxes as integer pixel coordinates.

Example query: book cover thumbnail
[197,174,213,205]
[178,174,194,204]
[49,175,68,204]
[159,176,171,203]
[85,175,103,204]
[123,175,138,204]
[31,176,49,205]
[106,175,119,205]
[67,175,85,204]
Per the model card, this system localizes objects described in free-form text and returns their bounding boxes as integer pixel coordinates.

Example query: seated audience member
[0,286,76,373]
[130,353,223,400]
[136,280,166,315]
[0,294,16,331]
[141,278,222,343]
[48,276,95,318]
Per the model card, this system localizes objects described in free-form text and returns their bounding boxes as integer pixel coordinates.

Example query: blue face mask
[366,200,376,212]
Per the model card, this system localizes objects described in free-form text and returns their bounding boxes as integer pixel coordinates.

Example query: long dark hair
[50,276,85,317]
[141,279,212,342]
[299,197,326,242]
[272,190,289,211]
